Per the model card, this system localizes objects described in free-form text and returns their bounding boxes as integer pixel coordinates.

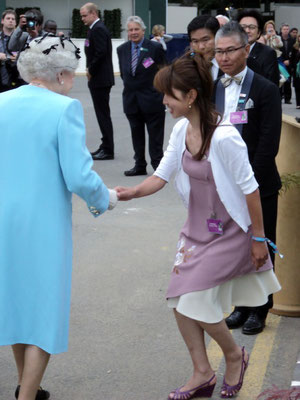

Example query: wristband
[251,236,284,259]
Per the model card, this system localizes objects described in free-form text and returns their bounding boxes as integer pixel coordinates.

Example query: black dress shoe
[15,385,50,399]
[90,148,101,156]
[92,150,114,160]
[225,309,249,329]
[284,100,292,104]
[242,311,266,335]
[124,166,147,176]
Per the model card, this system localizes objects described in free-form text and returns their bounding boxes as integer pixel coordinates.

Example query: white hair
[17,35,80,83]
[126,15,146,31]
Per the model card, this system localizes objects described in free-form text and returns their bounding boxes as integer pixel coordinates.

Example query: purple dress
[167,150,274,300]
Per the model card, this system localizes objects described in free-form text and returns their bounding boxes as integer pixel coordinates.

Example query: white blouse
[154,118,258,232]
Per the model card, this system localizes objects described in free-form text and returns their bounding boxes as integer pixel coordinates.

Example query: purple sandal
[221,346,249,398]
[168,374,216,399]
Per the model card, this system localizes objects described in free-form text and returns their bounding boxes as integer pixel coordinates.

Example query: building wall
[166,5,197,34]
[6,0,133,38]
[274,4,300,31]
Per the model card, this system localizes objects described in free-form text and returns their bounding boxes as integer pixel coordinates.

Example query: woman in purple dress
[116,52,280,399]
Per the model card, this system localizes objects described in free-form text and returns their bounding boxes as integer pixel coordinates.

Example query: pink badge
[85,39,90,47]
[207,219,223,235]
[230,110,248,125]
[142,57,155,68]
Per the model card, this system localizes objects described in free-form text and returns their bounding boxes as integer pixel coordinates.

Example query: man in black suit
[279,23,295,104]
[187,15,222,80]
[117,16,166,176]
[80,2,114,160]
[237,9,279,86]
[213,22,282,335]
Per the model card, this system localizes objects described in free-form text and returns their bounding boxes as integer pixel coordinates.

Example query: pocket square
[245,98,254,109]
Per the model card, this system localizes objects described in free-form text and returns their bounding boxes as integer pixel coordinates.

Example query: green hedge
[72,8,121,38]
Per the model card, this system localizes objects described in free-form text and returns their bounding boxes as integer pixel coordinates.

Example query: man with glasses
[213,21,282,336]
[280,23,294,104]
[237,9,279,86]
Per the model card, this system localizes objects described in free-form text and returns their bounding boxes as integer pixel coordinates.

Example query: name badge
[230,110,248,125]
[85,39,90,47]
[207,219,223,235]
[142,57,154,68]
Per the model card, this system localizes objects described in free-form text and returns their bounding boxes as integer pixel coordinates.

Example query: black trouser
[236,192,278,317]
[126,110,165,170]
[280,72,292,102]
[89,85,114,155]
[295,88,300,106]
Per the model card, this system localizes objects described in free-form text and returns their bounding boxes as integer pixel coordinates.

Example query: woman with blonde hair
[151,24,173,51]
[263,20,283,57]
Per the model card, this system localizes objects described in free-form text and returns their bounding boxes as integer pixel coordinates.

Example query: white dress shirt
[223,66,248,121]
[211,58,219,81]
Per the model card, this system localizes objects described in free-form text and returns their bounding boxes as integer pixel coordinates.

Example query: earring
[188,104,192,109]
[60,80,64,85]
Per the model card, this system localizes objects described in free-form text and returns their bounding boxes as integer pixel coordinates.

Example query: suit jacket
[279,36,294,62]
[117,38,166,114]
[84,20,114,88]
[248,42,279,86]
[213,71,282,198]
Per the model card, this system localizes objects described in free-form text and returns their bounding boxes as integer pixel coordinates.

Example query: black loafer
[90,147,101,156]
[124,166,147,176]
[15,385,50,399]
[92,150,114,160]
[225,309,249,329]
[242,312,266,335]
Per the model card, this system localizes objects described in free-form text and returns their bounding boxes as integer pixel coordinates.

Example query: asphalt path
[0,76,299,400]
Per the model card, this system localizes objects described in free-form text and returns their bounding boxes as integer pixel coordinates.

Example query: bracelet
[251,236,284,259]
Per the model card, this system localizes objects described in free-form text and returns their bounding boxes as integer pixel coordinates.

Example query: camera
[24,12,37,29]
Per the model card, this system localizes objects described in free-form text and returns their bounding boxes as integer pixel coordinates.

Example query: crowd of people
[0,3,294,400]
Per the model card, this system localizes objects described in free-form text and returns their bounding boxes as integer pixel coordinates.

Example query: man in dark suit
[279,23,295,104]
[187,15,222,81]
[237,9,279,86]
[80,2,114,160]
[213,22,282,335]
[117,16,166,176]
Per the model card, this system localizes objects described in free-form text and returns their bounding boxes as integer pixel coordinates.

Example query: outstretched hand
[115,186,136,201]
[251,240,269,270]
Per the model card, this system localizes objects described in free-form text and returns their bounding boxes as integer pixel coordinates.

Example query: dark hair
[290,27,298,33]
[216,21,248,46]
[25,9,44,27]
[1,9,17,20]
[187,15,220,41]
[236,9,264,34]
[154,52,220,161]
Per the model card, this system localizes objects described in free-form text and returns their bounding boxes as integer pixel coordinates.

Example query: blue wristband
[251,236,284,259]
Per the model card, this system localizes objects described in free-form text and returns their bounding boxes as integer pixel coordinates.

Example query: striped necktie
[131,45,139,76]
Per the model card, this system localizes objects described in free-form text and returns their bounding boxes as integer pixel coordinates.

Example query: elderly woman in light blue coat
[0,35,117,400]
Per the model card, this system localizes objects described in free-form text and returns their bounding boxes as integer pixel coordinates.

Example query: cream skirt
[167,270,281,323]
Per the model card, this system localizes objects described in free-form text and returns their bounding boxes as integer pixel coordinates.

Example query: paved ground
[0,76,299,400]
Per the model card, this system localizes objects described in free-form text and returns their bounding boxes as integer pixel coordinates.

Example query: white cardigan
[154,118,258,232]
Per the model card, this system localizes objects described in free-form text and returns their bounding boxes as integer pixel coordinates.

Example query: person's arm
[88,26,110,77]
[264,47,280,85]
[7,26,28,52]
[251,81,282,183]
[116,175,166,201]
[245,189,269,270]
[58,99,110,216]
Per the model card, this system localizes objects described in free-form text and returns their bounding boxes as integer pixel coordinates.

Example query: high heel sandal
[168,374,216,400]
[220,346,249,398]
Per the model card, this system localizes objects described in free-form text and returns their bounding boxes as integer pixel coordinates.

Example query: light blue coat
[0,85,109,354]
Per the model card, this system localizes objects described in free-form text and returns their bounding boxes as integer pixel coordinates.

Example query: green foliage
[72,9,88,39]
[104,9,122,39]
[71,8,121,38]
[15,7,41,22]
[280,172,300,194]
